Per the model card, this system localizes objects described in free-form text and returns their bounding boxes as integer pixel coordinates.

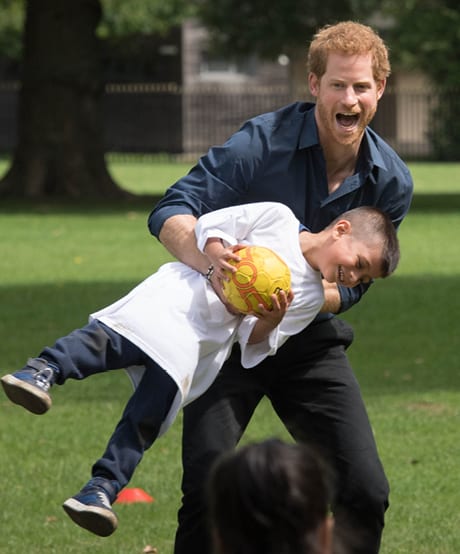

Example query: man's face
[309,52,385,147]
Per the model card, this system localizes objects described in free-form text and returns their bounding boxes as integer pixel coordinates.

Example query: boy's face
[319,222,384,287]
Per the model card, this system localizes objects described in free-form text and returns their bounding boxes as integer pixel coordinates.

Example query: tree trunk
[0,0,128,199]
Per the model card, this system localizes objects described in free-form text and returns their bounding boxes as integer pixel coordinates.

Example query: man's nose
[343,86,358,106]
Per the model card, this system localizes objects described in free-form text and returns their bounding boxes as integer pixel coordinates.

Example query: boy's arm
[246,290,293,344]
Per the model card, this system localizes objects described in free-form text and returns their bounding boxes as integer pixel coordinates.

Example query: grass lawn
[0,159,459,553]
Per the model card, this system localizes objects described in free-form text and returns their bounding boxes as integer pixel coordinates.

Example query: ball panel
[222,246,291,314]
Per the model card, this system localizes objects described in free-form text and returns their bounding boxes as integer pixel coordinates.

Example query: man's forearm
[158,214,210,275]
[320,281,341,314]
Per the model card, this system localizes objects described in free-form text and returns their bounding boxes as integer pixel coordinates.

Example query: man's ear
[376,78,386,100]
[308,72,320,97]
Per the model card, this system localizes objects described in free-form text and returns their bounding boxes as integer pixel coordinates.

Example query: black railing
[0,82,458,160]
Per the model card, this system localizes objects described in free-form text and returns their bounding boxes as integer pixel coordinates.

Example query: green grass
[409,162,460,194]
[340,208,460,553]
[107,155,193,195]
[0,160,459,553]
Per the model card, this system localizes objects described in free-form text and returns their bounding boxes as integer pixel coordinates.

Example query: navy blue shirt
[149,102,413,313]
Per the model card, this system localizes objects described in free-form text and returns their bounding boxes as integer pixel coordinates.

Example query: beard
[316,98,377,146]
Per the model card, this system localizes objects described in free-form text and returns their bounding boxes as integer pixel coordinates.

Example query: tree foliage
[0,0,25,58]
[382,0,460,159]
[383,0,460,86]
[192,0,378,60]
[98,0,194,37]
[0,0,195,62]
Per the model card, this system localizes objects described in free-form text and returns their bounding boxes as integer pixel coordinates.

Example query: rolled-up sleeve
[148,120,267,239]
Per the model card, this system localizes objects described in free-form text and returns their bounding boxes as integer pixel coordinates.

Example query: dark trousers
[174,317,389,554]
[39,320,178,489]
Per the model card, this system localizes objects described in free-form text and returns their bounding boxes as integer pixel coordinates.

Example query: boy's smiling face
[318,220,384,287]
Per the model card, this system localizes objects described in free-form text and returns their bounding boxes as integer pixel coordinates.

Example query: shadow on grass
[0,194,162,216]
[0,192,460,216]
[1,276,458,399]
[410,193,460,212]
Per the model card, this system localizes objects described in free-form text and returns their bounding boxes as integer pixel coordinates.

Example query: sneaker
[62,477,119,537]
[1,358,57,414]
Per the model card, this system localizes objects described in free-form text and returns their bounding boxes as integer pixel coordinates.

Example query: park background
[0,1,459,553]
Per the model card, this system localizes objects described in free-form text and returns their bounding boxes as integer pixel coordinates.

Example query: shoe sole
[62,498,118,537]
[1,375,51,415]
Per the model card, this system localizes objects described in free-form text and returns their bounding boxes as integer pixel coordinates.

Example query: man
[149,21,413,554]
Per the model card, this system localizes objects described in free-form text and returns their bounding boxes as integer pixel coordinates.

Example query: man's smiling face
[309,51,385,147]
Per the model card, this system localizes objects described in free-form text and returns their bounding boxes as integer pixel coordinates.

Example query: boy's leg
[63,356,178,536]
[92,356,178,486]
[1,320,137,414]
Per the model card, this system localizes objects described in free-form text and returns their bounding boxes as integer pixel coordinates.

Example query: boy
[1,201,399,536]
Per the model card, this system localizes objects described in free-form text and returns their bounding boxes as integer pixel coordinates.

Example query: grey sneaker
[62,477,119,537]
[1,358,57,414]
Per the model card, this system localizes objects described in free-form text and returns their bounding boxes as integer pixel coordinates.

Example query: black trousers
[174,317,389,554]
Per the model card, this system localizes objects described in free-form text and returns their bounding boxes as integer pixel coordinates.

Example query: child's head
[207,439,335,554]
[320,206,400,287]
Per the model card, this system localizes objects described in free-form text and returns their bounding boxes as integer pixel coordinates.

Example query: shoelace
[95,490,112,509]
[34,368,54,391]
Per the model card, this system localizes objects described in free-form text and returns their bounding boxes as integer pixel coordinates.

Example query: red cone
[115,488,155,504]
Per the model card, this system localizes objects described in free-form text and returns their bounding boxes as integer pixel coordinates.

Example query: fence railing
[0,82,457,160]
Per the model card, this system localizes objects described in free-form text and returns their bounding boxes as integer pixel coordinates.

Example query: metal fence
[0,82,457,160]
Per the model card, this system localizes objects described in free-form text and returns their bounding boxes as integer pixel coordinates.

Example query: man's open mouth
[336,113,359,128]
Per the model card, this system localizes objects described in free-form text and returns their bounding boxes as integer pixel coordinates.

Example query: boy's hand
[252,289,294,326]
[246,289,294,344]
[205,241,245,280]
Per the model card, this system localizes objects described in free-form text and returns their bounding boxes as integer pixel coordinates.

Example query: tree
[0,0,127,198]
[382,0,460,160]
[192,0,378,94]
[0,0,192,199]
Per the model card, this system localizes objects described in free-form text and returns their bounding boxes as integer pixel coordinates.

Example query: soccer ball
[222,245,291,314]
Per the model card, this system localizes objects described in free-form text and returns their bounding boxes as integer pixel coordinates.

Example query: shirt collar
[363,127,387,171]
[298,103,320,149]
